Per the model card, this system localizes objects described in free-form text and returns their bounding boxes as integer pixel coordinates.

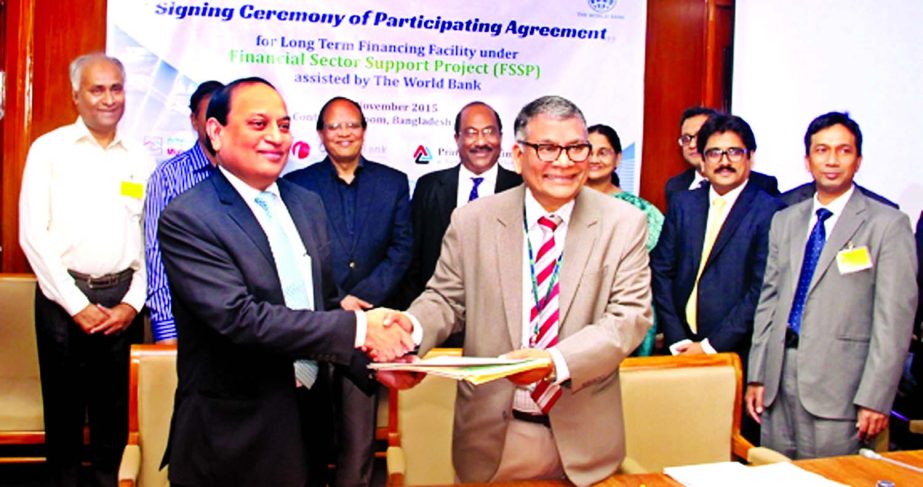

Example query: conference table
[480,450,923,486]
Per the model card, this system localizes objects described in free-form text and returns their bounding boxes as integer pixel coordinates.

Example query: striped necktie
[529,214,563,413]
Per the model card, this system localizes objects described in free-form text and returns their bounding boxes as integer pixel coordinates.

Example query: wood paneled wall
[0,0,734,272]
[1,0,107,272]
[640,0,735,210]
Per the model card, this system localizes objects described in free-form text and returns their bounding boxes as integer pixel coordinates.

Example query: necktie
[788,208,834,335]
[685,197,727,334]
[529,214,563,413]
[254,191,319,388]
[468,177,484,202]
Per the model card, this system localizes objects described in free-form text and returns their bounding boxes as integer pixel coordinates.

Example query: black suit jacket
[780,181,899,209]
[403,164,522,303]
[651,183,785,357]
[285,157,412,307]
[158,171,371,487]
[665,167,779,207]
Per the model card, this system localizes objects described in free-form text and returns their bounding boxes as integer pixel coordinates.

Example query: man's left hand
[89,303,137,335]
[677,341,706,355]
[503,348,554,385]
[857,407,889,441]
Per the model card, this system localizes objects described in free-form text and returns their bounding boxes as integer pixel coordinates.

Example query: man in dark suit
[747,112,916,458]
[158,78,412,487]
[404,101,522,310]
[665,107,779,206]
[652,114,784,359]
[285,97,412,487]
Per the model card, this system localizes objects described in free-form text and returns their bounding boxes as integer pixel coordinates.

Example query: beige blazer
[749,190,917,418]
[409,185,653,485]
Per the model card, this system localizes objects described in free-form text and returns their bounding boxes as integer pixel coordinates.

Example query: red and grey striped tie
[530,214,562,413]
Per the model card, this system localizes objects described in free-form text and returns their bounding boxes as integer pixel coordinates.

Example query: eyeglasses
[704,147,748,164]
[518,141,592,163]
[677,134,697,146]
[324,121,363,132]
[461,126,500,140]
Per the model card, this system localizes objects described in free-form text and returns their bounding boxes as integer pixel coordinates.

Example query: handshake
[361,307,415,362]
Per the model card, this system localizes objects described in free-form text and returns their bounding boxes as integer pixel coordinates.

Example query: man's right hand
[72,304,108,334]
[363,308,414,362]
[745,384,765,423]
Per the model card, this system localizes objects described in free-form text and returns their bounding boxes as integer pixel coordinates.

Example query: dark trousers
[298,365,336,487]
[34,281,143,487]
[333,373,377,487]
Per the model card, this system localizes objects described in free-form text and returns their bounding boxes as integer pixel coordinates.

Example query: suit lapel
[213,172,275,267]
[706,184,757,268]
[436,166,460,223]
[496,166,522,192]
[279,182,325,307]
[350,159,377,255]
[807,191,867,294]
[559,189,599,331]
[788,201,813,280]
[316,159,351,254]
[687,190,709,270]
[497,186,526,348]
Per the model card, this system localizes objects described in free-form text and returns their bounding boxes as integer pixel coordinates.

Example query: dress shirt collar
[70,116,127,150]
[811,184,855,216]
[458,162,499,185]
[524,188,574,230]
[709,179,748,209]
[690,170,708,190]
[219,166,281,204]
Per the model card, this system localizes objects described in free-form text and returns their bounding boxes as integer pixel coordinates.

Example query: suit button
[349,261,356,269]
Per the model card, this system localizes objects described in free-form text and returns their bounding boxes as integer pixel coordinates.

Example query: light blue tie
[254,191,319,388]
[787,208,834,335]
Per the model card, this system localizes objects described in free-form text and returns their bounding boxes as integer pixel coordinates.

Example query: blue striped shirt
[144,144,215,342]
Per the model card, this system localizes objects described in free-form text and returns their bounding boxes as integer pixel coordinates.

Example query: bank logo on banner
[414,145,432,164]
[292,140,311,160]
[587,0,617,13]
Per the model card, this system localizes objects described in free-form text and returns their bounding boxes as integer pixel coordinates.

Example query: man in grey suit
[381,96,652,484]
[746,112,917,458]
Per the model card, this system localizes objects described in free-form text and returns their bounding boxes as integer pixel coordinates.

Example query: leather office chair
[618,353,787,473]
[117,345,177,487]
[385,348,460,487]
[0,274,45,463]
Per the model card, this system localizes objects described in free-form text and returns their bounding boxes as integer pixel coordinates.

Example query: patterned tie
[254,191,319,388]
[468,176,484,202]
[788,208,834,335]
[530,214,563,413]
[685,197,727,334]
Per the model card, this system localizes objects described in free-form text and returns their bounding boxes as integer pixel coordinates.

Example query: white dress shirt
[688,170,708,190]
[220,168,368,346]
[456,163,499,208]
[808,184,855,244]
[19,118,154,316]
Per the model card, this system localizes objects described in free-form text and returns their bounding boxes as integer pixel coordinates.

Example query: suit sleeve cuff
[700,338,718,354]
[354,310,366,348]
[668,339,693,355]
[407,313,423,347]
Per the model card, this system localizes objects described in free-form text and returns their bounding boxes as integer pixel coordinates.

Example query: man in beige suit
[382,96,652,485]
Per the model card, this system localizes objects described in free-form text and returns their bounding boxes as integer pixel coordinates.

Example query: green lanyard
[524,206,562,347]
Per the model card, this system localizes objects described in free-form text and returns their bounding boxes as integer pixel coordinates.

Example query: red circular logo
[292,141,311,159]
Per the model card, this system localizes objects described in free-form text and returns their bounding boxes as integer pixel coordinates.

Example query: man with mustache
[651,113,783,360]
[403,101,521,316]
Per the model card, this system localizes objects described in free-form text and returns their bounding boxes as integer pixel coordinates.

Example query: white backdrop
[733,0,923,223]
[106,0,647,192]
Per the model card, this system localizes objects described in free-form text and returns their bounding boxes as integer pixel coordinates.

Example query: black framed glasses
[677,134,697,146]
[518,141,592,163]
[704,147,748,164]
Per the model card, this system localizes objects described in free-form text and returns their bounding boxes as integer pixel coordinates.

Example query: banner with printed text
[107,0,646,191]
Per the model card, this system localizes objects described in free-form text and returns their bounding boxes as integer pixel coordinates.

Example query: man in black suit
[158,78,412,487]
[665,107,779,206]
[404,101,522,309]
[285,97,413,487]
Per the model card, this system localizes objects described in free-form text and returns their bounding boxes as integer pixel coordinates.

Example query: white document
[665,461,847,487]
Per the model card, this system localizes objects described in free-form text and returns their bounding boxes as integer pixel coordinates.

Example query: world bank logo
[587,0,617,13]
